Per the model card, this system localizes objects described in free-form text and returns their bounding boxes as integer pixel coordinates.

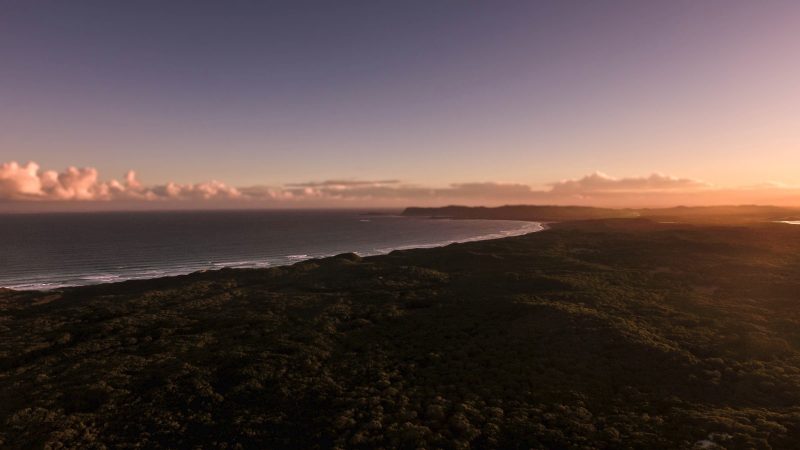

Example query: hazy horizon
[5,4,800,447]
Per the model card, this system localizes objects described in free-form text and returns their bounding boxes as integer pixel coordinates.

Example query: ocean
[0,210,542,290]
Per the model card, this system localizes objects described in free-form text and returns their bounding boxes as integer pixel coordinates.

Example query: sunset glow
[2,1,799,210]
[5,4,800,448]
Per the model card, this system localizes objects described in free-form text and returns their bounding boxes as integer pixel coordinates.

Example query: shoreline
[4,218,800,448]
[2,218,545,292]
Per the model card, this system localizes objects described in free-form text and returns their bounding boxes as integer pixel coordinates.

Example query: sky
[1,0,800,210]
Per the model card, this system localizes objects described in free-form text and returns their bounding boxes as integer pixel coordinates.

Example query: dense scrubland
[3,215,800,449]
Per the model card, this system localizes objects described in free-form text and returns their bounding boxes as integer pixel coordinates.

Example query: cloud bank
[1,160,798,210]
[548,172,709,195]
[0,161,241,202]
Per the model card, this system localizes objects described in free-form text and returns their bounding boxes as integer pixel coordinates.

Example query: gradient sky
[2,1,800,209]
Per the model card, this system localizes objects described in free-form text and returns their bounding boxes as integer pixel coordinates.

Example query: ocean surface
[0,210,542,290]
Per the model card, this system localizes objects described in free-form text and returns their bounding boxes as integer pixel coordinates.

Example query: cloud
[0,161,46,199]
[286,179,401,188]
[271,176,710,203]
[2,160,799,209]
[0,161,241,202]
[264,181,535,201]
[262,174,798,208]
[281,183,433,200]
[274,179,423,200]
[445,182,534,198]
[549,172,710,195]
[145,179,241,200]
[0,161,106,200]
[0,163,543,205]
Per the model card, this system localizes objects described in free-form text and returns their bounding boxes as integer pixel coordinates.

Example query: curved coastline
[5,218,800,448]
[2,218,545,292]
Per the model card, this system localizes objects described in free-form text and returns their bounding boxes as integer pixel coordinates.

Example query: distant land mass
[403,204,800,224]
[3,207,800,448]
[403,205,636,222]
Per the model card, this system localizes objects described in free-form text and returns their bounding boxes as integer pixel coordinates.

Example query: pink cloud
[0,161,44,199]
[286,179,401,188]
[445,182,534,198]
[549,172,710,195]
[2,160,799,209]
[0,161,240,202]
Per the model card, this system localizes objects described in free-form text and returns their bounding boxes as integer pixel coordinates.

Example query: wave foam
[2,220,544,291]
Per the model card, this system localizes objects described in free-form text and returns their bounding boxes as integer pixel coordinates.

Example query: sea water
[0,210,542,290]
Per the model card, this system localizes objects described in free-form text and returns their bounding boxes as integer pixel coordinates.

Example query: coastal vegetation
[3,216,800,448]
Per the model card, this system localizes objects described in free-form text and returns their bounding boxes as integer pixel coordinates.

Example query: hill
[3,219,800,448]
